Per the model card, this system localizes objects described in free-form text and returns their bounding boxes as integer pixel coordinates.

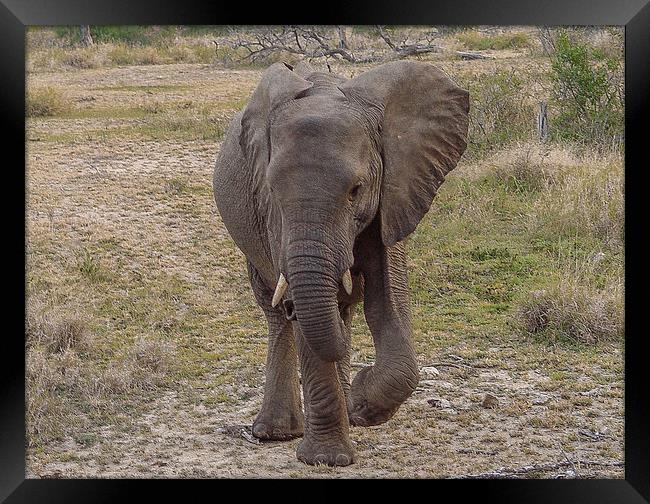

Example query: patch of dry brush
[26,300,175,447]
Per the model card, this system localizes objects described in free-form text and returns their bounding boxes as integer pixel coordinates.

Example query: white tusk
[271,274,288,308]
[342,269,353,295]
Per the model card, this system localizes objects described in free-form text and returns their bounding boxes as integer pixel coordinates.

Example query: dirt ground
[26,57,624,479]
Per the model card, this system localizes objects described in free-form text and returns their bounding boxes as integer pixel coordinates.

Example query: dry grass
[27,38,218,71]
[518,280,624,344]
[27,308,89,353]
[438,141,624,346]
[26,300,175,448]
[530,153,624,247]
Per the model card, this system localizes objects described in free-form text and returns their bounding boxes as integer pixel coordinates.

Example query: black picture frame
[2,0,648,500]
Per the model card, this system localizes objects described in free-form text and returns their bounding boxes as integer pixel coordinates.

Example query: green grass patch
[457,30,532,51]
[39,111,230,143]
[90,84,190,92]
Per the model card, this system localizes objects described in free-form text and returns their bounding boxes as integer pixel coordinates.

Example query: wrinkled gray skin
[213,60,469,466]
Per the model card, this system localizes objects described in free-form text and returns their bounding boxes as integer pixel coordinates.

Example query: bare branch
[224,26,491,66]
[375,25,442,58]
[457,460,623,479]
[224,26,380,64]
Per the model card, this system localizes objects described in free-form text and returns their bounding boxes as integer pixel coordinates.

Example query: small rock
[481,393,499,409]
[421,366,440,377]
[39,470,63,479]
[427,397,453,409]
[591,252,606,264]
[532,394,551,405]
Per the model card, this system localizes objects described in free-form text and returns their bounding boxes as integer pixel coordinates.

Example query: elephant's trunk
[285,239,347,362]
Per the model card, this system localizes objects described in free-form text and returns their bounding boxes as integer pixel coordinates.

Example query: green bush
[459,70,535,159]
[549,31,624,148]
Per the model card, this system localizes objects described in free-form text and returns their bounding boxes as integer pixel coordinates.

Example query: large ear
[240,62,313,173]
[338,61,469,246]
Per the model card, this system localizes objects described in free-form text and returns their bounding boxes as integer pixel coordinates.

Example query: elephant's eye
[349,182,363,201]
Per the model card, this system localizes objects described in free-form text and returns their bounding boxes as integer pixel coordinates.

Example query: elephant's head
[240,61,469,362]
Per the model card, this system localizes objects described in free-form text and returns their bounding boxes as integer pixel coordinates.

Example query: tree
[80,25,93,46]
[336,26,349,50]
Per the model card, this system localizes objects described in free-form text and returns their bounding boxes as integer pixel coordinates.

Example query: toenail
[335,454,350,466]
[314,454,327,464]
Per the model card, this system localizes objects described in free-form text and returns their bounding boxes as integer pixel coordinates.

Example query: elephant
[213,59,469,466]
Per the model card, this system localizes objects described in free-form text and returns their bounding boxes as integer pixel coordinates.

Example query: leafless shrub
[225,25,380,64]
[537,27,557,56]
[458,70,536,159]
[130,336,173,374]
[223,25,451,65]
[26,87,71,117]
[26,304,89,353]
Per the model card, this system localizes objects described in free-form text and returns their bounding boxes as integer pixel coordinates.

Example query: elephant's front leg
[253,317,304,440]
[295,323,355,466]
[248,262,304,441]
[348,226,419,427]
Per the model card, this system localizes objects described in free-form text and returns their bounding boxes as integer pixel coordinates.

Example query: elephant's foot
[252,409,304,441]
[296,435,355,466]
[348,365,414,427]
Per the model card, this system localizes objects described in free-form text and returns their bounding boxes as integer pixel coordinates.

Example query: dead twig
[456,447,498,456]
[578,428,614,441]
[375,25,443,58]
[456,51,492,60]
[429,361,472,370]
[240,428,260,445]
[217,424,259,445]
[558,444,579,478]
[456,460,623,479]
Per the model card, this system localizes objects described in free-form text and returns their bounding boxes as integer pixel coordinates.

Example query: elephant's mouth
[281,274,356,323]
[282,298,297,321]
